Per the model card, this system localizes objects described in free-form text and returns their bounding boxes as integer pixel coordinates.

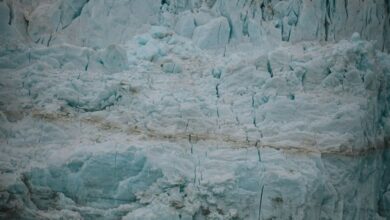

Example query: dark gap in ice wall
[72,0,89,20]
[6,1,13,26]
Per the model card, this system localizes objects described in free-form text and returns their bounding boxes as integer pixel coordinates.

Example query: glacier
[0,0,390,219]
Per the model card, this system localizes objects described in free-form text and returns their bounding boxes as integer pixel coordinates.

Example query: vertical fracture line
[77,85,81,143]
[258,185,265,220]
[115,150,117,181]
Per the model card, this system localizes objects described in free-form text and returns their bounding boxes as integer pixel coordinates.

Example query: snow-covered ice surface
[1,0,390,219]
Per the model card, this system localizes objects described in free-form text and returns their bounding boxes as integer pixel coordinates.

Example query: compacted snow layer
[0,0,390,219]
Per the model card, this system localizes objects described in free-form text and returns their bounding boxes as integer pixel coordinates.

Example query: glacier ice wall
[2,0,390,50]
[0,0,390,219]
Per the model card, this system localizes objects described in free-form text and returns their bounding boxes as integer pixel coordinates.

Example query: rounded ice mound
[175,11,196,38]
[351,32,361,42]
[55,77,125,112]
[21,148,163,210]
[193,17,231,49]
[95,44,129,73]
[161,61,182,74]
[150,26,173,39]
[136,41,164,62]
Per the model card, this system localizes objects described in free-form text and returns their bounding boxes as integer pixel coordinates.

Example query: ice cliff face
[0,0,390,219]
[2,0,390,50]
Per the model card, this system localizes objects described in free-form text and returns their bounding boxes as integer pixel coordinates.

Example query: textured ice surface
[0,0,390,219]
[193,17,230,49]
